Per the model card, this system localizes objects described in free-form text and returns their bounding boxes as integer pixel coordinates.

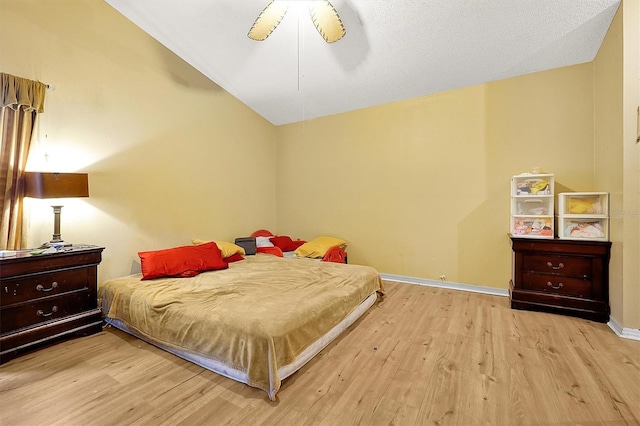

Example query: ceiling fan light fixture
[248,0,345,43]
[248,0,289,41]
[309,0,345,43]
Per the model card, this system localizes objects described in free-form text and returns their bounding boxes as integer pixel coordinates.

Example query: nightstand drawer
[522,255,591,278]
[0,290,94,334]
[0,246,104,364]
[522,273,592,298]
[1,268,92,305]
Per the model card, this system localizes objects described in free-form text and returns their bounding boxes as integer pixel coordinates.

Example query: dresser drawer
[0,290,94,334]
[522,273,592,297]
[511,238,611,322]
[1,268,92,305]
[522,254,591,278]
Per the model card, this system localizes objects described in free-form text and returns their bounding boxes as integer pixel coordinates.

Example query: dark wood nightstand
[509,237,611,322]
[0,245,104,363]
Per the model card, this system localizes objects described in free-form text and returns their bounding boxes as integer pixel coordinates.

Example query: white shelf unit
[557,192,609,241]
[510,173,554,239]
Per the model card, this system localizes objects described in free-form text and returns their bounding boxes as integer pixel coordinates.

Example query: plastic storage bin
[510,173,554,239]
[511,217,554,238]
[557,192,609,241]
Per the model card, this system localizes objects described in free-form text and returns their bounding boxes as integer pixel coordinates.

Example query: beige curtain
[0,72,46,250]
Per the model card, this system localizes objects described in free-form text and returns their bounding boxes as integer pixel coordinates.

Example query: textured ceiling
[104,0,620,126]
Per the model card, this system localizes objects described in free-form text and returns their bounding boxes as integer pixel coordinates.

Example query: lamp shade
[23,172,89,199]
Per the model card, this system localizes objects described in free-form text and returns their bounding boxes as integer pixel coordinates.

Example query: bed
[99,253,384,400]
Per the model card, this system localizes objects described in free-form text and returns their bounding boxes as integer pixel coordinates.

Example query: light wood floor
[1,281,639,425]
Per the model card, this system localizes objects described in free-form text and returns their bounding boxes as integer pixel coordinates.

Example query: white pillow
[255,236,275,247]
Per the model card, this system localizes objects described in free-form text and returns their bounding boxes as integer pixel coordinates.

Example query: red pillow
[269,235,306,252]
[138,242,227,280]
[251,229,274,238]
[257,246,283,257]
[287,239,306,251]
[322,245,347,263]
[268,235,291,250]
[224,253,244,263]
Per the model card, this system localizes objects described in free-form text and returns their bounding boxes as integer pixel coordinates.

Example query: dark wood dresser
[509,237,611,322]
[0,245,104,363]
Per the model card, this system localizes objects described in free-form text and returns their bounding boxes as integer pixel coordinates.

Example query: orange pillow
[251,229,274,238]
[138,242,227,280]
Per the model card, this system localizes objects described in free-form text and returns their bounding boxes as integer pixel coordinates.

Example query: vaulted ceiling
[104,0,620,126]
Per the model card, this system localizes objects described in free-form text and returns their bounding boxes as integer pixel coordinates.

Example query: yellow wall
[1,0,277,281]
[594,6,625,325]
[277,86,488,282]
[594,1,640,330]
[623,0,640,330]
[620,0,640,329]
[277,64,595,288]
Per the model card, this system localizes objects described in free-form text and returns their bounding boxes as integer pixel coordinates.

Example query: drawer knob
[546,261,564,270]
[36,282,59,292]
[546,281,564,290]
[36,306,58,317]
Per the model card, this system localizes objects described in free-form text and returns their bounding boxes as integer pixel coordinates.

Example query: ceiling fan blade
[309,0,346,43]
[248,0,289,41]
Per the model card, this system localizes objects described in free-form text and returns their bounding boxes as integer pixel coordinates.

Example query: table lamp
[23,172,89,247]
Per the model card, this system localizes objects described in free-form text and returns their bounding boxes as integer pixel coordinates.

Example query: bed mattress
[99,253,383,399]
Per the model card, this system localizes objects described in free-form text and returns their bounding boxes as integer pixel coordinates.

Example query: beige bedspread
[99,254,383,399]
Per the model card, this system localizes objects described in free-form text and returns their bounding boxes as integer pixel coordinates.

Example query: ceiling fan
[248,0,346,43]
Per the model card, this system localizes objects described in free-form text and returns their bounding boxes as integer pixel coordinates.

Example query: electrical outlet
[439,275,446,281]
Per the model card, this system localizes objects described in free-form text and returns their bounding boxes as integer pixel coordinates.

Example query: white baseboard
[381,273,640,342]
[379,273,510,297]
[607,316,640,341]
